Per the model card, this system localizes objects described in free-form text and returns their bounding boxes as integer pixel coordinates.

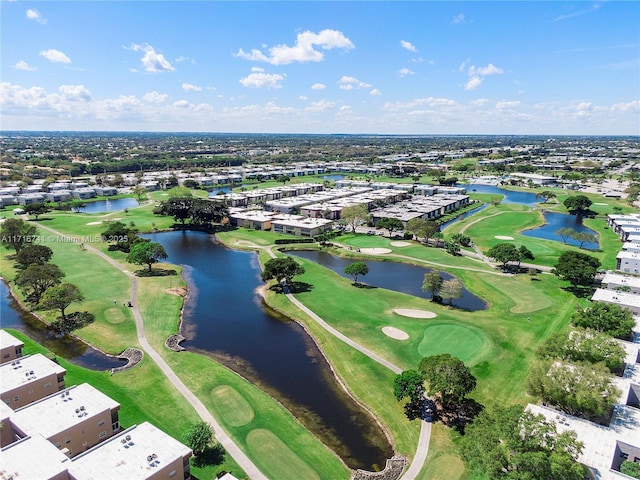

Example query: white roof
[0,329,24,351]
[0,434,71,480]
[68,422,191,480]
[592,288,640,309]
[0,354,66,393]
[601,272,640,289]
[272,217,333,229]
[13,383,119,439]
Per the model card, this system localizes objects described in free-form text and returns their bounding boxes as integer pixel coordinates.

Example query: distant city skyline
[1,1,639,135]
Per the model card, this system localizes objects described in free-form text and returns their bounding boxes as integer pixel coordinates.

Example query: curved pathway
[261,246,431,480]
[37,223,268,480]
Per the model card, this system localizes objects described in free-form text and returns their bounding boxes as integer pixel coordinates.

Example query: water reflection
[288,250,487,311]
[82,197,139,214]
[0,280,126,371]
[523,211,599,250]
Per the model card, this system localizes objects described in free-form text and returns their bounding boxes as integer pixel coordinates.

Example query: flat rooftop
[601,272,640,289]
[0,353,66,393]
[13,383,119,439]
[0,329,24,350]
[68,422,191,480]
[0,434,71,480]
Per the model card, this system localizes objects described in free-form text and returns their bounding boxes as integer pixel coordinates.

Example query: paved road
[37,223,269,480]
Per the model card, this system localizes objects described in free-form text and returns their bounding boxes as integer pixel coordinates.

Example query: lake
[83,197,139,214]
[523,211,599,250]
[460,183,540,206]
[144,231,392,470]
[288,250,488,311]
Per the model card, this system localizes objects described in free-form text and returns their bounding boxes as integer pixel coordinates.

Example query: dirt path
[37,223,268,480]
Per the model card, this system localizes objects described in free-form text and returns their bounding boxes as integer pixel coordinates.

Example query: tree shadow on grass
[352,282,377,289]
[561,286,595,298]
[268,281,313,294]
[191,444,226,468]
[134,268,178,277]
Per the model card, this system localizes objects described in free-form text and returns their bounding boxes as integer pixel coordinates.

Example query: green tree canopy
[461,405,585,480]
[418,354,476,406]
[556,227,576,244]
[621,460,640,479]
[393,369,425,403]
[15,244,53,268]
[422,270,444,301]
[23,202,51,220]
[340,204,369,233]
[344,262,369,284]
[406,218,439,244]
[261,257,305,285]
[571,302,635,340]
[527,360,620,418]
[552,250,600,288]
[440,278,463,305]
[183,421,214,456]
[486,242,520,268]
[563,195,593,216]
[377,217,404,237]
[1,218,38,252]
[15,263,65,304]
[536,190,557,203]
[39,283,84,321]
[126,241,168,272]
[517,245,535,267]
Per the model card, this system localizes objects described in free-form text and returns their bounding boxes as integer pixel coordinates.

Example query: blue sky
[1,1,639,134]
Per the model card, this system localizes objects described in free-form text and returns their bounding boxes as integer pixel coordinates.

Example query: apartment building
[0,330,24,364]
[0,353,66,408]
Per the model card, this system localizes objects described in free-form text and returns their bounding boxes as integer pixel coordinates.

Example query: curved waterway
[144,231,392,470]
[522,211,599,250]
[288,250,487,311]
[0,280,126,371]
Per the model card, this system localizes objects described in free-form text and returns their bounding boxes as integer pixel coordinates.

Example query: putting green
[104,307,126,324]
[246,429,320,480]
[418,323,489,364]
[210,385,255,427]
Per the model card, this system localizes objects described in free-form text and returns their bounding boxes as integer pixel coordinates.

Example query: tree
[132,185,147,201]
[340,204,369,232]
[23,202,51,220]
[569,230,597,249]
[127,241,168,272]
[39,283,84,321]
[101,221,145,253]
[537,328,626,373]
[517,245,535,267]
[0,218,38,253]
[527,360,619,418]
[69,199,86,213]
[189,198,228,226]
[418,354,476,406]
[276,174,291,185]
[621,460,640,479]
[183,421,214,456]
[486,243,520,268]
[158,196,194,224]
[377,217,403,237]
[571,302,635,340]
[552,250,600,288]
[422,270,443,301]
[393,369,425,403]
[461,405,585,480]
[536,190,557,203]
[406,218,439,245]
[261,257,305,286]
[451,233,471,247]
[15,244,53,268]
[556,227,576,244]
[167,186,192,198]
[445,240,461,256]
[563,195,593,216]
[440,278,463,305]
[15,263,65,304]
[344,262,369,284]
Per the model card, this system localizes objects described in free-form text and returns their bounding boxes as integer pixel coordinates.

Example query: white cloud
[235,29,354,65]
[143,91,168,103]
[469,98,490,107]
[26,8,46,24]
[399,67,414,77]
[305,99,336,112]
[251,66,265,72]
[459,59,469,72]
[338,76,371,90]
[129,44,175,73]
[299,95,307,100]
[369,89,382,96]
[400,40,417,52]
[182,83,202,92]
[611,100,640,113]
[39,49,71,64]
[239,72,285,88]
[496,100,521,110]
[311,83,326,90]
[553,3,602,22]
[452,13,465,24]
[14,61,37,71]
[469,63,503,76]
[383,97,457,111]
[59,85,91,101]
[464,77,483,90]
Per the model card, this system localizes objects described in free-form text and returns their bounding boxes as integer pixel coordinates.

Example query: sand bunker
[390,241,411,247]
[394,309,437,319]
[494,235,514,240]
[86,221,102,225]
[594,202,608,206]
[382,326,409,340]
[359,248,392,255]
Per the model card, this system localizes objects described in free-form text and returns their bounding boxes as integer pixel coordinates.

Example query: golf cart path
[37,223,269,480]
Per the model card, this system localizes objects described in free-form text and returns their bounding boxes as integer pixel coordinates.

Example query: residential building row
[0,330,194,480]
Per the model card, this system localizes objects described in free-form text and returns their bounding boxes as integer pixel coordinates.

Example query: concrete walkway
[37,223,268,480]
[262,246,431,480]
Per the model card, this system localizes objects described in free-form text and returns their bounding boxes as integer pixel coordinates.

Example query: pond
[143,231,392,470]
[82,197,139,214]
[207,187,233,196]
[460,183,540,206]
[322,174,345,181]
[522,211,599,250]
[0,280,127,371]
[288,250,488,311]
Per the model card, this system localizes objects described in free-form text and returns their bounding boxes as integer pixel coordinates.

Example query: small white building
[601,272,640,295]
[616,250,640,274]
